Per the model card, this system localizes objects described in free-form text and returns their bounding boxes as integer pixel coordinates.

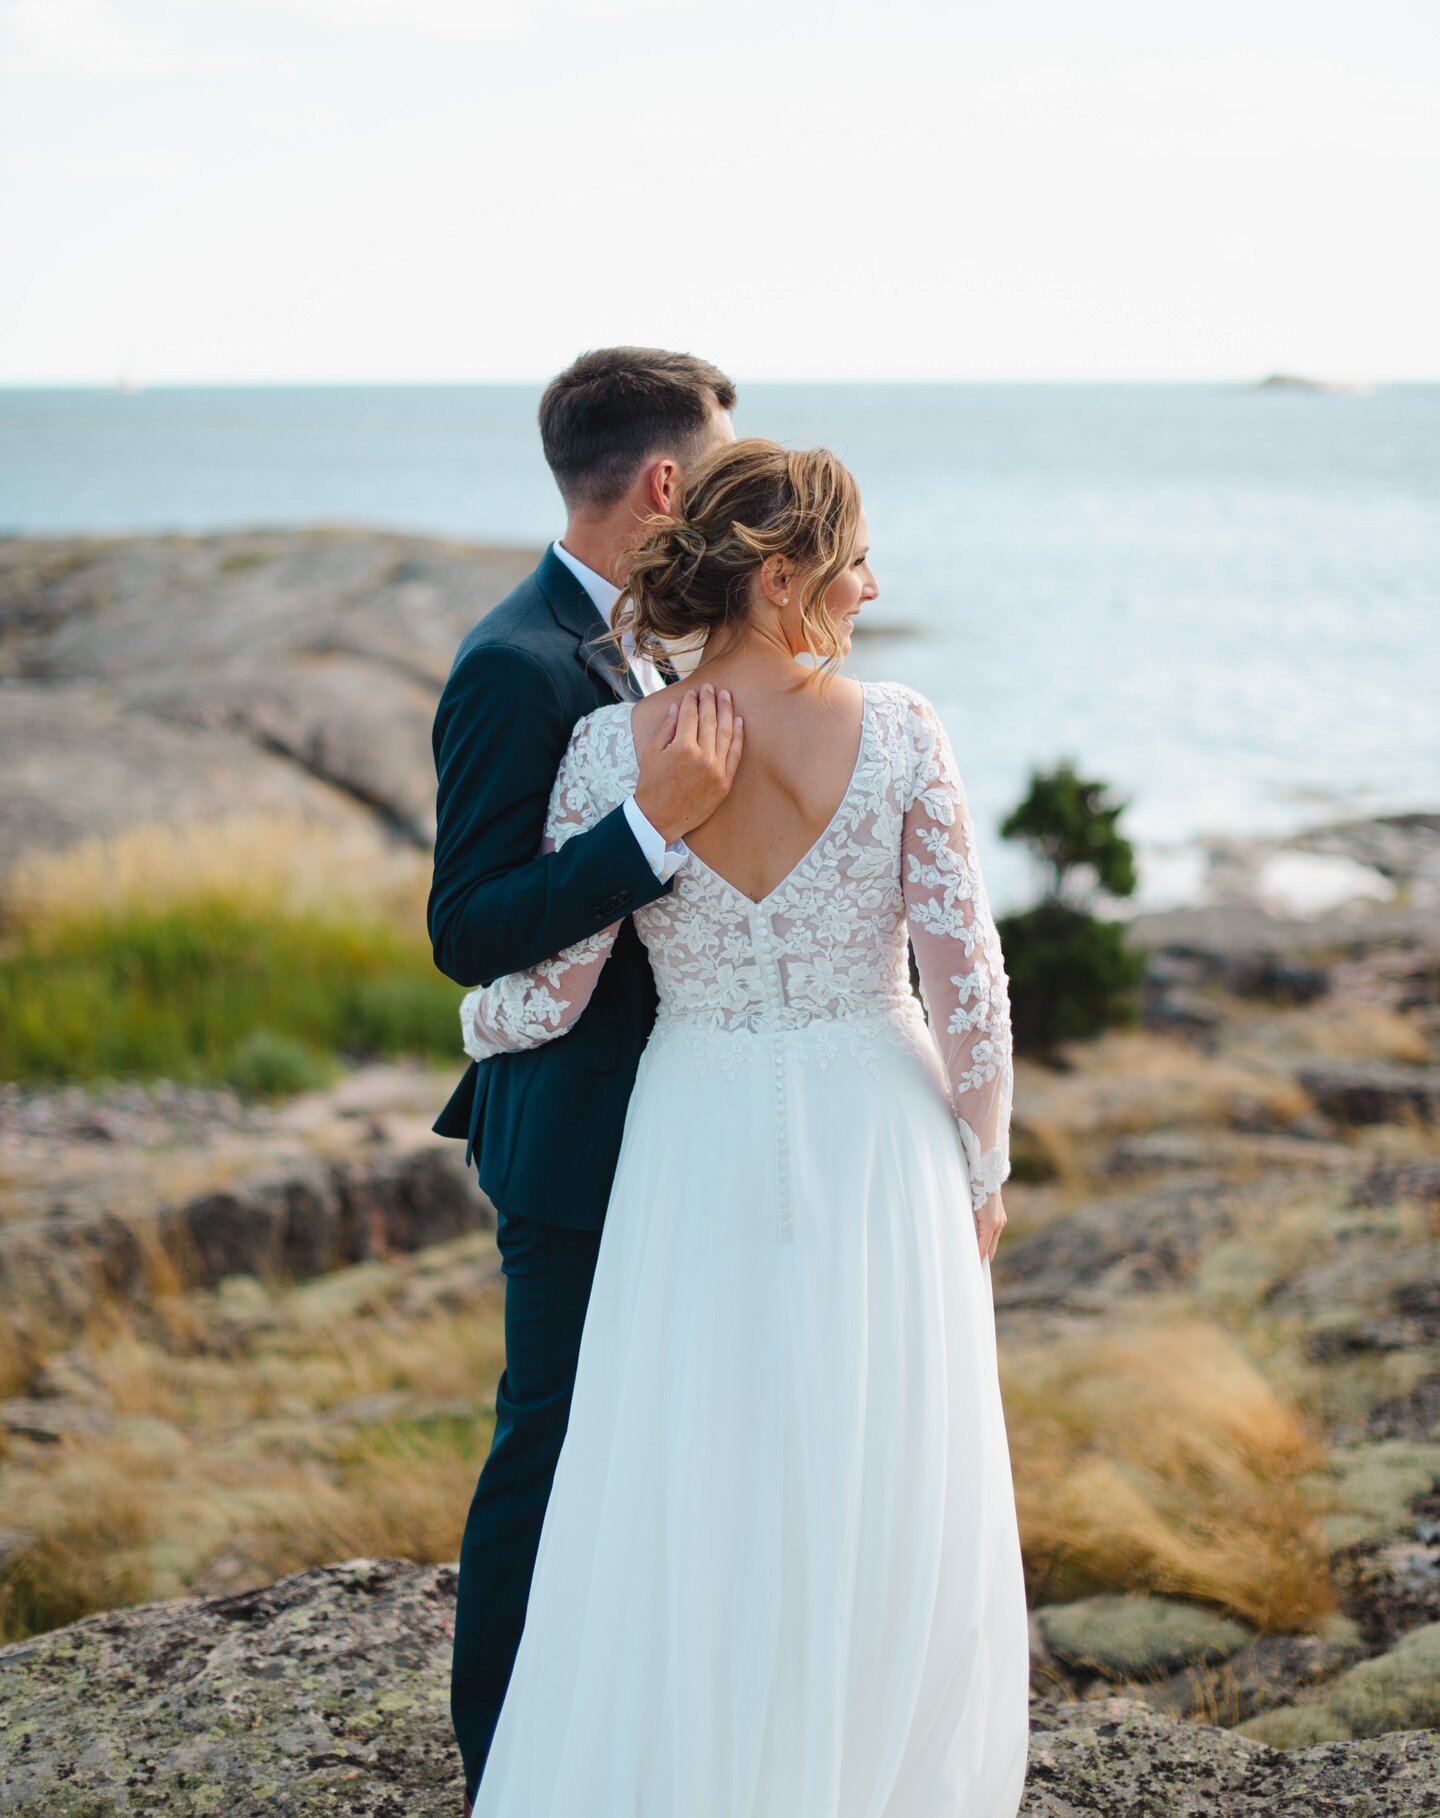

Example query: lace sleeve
[900,691,1014,1214]
[459,710,631,1062]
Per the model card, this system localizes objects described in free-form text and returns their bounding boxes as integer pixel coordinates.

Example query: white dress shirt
[551,539,688,883]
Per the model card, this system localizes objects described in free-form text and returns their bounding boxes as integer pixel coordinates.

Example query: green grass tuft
[0,898,460,1086]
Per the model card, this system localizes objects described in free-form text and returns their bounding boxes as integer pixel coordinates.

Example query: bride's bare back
[632,666,866,906]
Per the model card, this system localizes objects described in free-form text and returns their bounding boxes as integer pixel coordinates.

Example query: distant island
[1254,373,1375,397]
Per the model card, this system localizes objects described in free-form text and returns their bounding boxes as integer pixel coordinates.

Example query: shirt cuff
[622,794,688,882]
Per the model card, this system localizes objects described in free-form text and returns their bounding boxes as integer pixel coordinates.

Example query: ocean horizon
[4,380,1437,914]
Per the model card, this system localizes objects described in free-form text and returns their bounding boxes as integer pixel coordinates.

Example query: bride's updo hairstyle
[613,437,861,676]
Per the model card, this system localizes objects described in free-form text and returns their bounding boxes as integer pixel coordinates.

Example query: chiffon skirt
[473,1002,1030,1817]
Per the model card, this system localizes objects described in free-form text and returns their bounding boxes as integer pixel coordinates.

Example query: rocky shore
[0,835,1435,1807]
[1,528,1438,1810]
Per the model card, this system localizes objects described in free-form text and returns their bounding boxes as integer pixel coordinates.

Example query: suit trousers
[450,1203,603,1800]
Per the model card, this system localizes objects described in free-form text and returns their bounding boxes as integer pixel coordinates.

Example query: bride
[458,438,1029,1816]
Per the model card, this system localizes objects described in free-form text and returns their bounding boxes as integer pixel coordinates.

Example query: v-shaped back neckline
[621,683,872,911]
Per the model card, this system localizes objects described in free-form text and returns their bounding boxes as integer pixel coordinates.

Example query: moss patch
[1035,1593,1252,1679]
[1329,1621,1440,1737]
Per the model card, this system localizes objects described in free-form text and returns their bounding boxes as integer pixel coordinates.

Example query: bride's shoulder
[548,701,638,834]
[863,681,960,804]
[567,698,638,761]
[864,678,945,738]
[554,701,638,800]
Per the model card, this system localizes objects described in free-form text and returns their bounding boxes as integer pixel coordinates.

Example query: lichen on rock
[4,1563,1440,1815]
[0,1559,457,1816]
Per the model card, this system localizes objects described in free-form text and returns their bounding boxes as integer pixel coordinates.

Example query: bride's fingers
[973,1189,1006,1262]
[650,696,682,750]
[713,688,735,759]
[724,713,744,782]
[696,682,718,754]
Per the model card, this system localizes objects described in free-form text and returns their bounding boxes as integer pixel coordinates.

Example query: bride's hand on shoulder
[634,683,744,844]
[975,1190,1007,1263]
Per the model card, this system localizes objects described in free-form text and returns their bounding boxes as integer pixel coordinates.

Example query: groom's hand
[634,683,743,844]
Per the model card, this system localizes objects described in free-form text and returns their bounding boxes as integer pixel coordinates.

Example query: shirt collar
[550,539,620,627]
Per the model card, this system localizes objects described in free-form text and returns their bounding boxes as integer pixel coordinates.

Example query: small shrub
[996,761,1144,1053]
[997,902,1145,1049]
[347,975,458,1057]
[224,1031,332,1100]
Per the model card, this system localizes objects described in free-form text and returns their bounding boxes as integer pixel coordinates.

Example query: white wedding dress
[461,680,1029,1817]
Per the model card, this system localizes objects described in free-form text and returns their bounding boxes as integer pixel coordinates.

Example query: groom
[428,346,739,1811]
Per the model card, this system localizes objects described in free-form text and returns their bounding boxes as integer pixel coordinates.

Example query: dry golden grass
[7,1237,1337,1645]
[4,943,1430,1648]
[0,1318,47,1404]
[0,1235,506,1642]
[4,802,1433,1669]
[5,812,427,934]
[1007,1095,1091,1192]
[1023,1028,1314,1145]
[0,1448,159,1635]
[85,1242,508,1428]
[1004,1312,1334,1634]
[239,1445,488,1585]
[1228,1000,1434,1067]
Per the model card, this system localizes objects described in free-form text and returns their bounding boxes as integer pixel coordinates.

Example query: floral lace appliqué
[460,683,1014,1216]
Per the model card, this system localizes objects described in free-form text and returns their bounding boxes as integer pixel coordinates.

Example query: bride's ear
[759,554,791,608]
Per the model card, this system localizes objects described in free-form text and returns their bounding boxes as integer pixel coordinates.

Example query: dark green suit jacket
[428,547,672,1228]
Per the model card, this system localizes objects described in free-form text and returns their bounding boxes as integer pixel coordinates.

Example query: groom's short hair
[540,347,737,511]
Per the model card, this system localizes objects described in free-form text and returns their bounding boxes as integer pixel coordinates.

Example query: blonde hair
[612,438,862,675]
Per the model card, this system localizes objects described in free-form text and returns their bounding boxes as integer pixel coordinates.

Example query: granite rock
[4,1562,1440,1816]
[0,530,537,879]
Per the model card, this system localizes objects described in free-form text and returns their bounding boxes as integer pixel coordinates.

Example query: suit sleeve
[427,642,669,988]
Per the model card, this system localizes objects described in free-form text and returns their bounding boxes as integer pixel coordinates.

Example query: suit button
[615,887,634,907]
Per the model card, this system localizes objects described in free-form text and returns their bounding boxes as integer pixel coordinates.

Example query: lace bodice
[460,681,1013,1212]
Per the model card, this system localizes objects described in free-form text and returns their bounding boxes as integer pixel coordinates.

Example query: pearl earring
[781,593,789,604]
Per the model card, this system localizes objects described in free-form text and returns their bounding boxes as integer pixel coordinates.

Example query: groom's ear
[642,456,682,516]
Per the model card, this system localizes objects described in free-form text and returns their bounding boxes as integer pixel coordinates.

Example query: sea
[3,382,1436,915]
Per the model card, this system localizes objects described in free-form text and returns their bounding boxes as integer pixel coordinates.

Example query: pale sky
[1,0,1436,384]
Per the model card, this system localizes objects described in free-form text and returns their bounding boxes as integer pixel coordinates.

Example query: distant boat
[114,374,144,394]
[1254,373,1374,397]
